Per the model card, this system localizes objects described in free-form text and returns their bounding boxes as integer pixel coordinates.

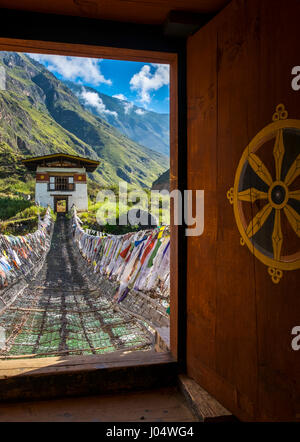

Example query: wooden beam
[0,351,177,402]
[0,37,177,64]
[178,374,236,422]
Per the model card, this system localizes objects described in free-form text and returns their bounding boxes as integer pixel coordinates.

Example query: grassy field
[0,196,33,221]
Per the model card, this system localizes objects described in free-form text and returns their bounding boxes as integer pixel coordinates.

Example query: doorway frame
[0,13,187,398]
[54,196,69,213]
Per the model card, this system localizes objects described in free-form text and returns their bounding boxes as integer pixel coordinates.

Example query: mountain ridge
[65,80,170,156]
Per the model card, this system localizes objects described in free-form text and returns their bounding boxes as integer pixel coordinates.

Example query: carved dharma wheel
[227,105,300,284]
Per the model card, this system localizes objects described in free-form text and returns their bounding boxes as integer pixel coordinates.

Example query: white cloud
[135,108,146,115]
[113,93,127,101]
[27,53,112,86]
[123,101,134,114]
[79,88,118,118]
[129,63,169,104]
[112,94,134,114]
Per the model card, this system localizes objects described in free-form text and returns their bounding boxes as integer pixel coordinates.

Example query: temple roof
[22,153,100,172]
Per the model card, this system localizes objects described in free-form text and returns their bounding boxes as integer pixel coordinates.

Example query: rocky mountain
[0,52,168,190]
[65,81,170,156]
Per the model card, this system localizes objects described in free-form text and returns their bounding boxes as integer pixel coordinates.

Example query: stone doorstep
[0,351,177,402]
[155,326,170,352]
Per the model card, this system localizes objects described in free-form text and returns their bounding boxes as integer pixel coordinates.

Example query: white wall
[35,167,88,211]
[37,166,86,174]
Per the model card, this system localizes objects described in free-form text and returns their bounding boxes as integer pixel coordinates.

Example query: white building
[22,153,100,213]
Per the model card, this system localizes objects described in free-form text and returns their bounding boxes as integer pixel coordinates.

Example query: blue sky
[27,53,170,114]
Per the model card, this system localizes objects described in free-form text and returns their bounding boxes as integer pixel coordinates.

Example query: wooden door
[54,197,68,213]
[186,0,300,421]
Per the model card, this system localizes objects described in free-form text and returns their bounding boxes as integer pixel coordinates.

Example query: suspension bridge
[0,212,170,359]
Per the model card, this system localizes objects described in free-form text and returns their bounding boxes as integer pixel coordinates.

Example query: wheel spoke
[285,154,300,186]
[272,209,283,261]
[248,153,273,187]
[273,129,285,181]
[238,188,268,203]
[246,203,272,239]
[284,204,300,237]
[289,190,300,201]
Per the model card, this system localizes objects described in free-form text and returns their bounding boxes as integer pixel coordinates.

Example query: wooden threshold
[0,38,177,64]
[0,38,180,404]
[0,351,177,403]
[0,37,179,362]
[178,374,236,422]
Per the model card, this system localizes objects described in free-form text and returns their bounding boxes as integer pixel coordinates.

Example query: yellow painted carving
[273,129,285,181]
[268,267,283,284]
[227,188,234,205]
[268,181,289,210]
[285,154,300,186]
[238,188,268,203]
[284,205,300,237]
[289,190,300,201]
[272,210,283,261]
[272,104,288,122]
[246,203,272,239]
[248,153,273,187]
[227,104,300,278]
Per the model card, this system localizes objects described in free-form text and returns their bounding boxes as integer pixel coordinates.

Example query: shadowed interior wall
[186,0,300,421]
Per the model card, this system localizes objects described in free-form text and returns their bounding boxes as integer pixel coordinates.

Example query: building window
[48,176,75,191]
[49,176,55,190]
[56,176,68,190]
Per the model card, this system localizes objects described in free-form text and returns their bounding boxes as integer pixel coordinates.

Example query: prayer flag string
[71,207,170,307]
[0,208,53,291]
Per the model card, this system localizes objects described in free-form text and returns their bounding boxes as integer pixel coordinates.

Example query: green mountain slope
[0,52,168,190]
[65,81,170,156]
[152,169,170,191]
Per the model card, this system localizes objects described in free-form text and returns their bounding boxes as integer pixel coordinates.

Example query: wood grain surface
[186,0,300,422]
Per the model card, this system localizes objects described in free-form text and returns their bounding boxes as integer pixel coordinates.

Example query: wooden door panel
[187,0,300,421]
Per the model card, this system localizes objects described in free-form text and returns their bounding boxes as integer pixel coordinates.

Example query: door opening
[54,197,68,213]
